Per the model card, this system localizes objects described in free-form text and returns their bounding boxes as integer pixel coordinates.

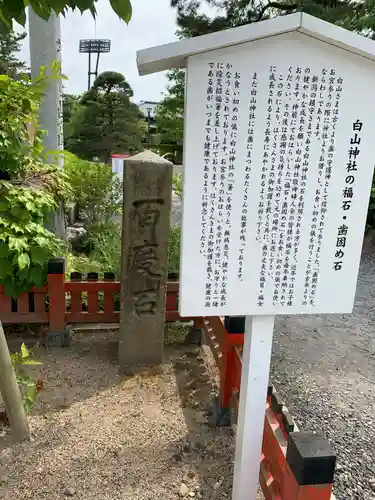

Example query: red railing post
[220,335,234,409]
[221,316,245,409]
[47,259,70,347]
[280,432,336,500]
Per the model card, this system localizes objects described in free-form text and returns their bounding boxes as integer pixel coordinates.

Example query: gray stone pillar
[29,9,63,153]
[29,8,66,241]
[119,150,173,369]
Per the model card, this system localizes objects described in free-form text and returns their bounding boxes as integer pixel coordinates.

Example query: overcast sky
[17,0,184,103]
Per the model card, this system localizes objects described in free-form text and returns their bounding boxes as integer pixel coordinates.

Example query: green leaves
[0,182,65,297]
[11,343,43,413]
[29,264,45,288]
[173,173,183,198]
[0,0,133,26]
[0,62,68,299]
[23,383,37,412]
[8,237,28,251]
[21,342,29,360]
[30,246,49,266]
[18,252,30,270]
[109,0,132,23]
[22,359,43,366]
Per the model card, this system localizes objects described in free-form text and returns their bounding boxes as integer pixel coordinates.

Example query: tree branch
[256,2,299,22]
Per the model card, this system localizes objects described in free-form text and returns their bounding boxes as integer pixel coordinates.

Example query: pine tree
[66,72,143,163]
[156,70,185,145]
[171,0,375,38]
[0,23,27,77]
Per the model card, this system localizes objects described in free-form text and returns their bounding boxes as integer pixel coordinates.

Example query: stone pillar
[119,151,173,369]
[29,8,66,241]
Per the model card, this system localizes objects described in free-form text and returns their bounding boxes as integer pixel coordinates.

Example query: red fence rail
[0,260,337,499]
[0,259,188,331]
[202,316,337,500]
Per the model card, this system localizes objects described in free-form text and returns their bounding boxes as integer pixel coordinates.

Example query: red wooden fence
[202,317,337,500]
[0,259,337,499]
[0,259,188,331]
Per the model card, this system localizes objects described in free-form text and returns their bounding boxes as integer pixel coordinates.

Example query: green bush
[0,182,65,296]
[90,227,122,277]
[68,224,181,279]
[64,151,122,231]
[173,173,182,198]
[0,69,68,297]
[66,253,103,277]
[0,71,45,176]
[168,226,181,276]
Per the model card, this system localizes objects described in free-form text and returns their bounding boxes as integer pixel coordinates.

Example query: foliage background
[65,72,143,163]
[0,68,69,297]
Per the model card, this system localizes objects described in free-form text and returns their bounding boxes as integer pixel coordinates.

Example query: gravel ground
[0,328,239,500]
[271,253,375,500]
[2,194,371,499]
[172,195,375,499]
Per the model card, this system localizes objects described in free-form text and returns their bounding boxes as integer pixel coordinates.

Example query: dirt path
[271,253,375,500]
[0,329,238,500]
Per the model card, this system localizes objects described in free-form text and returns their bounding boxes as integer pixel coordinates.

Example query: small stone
[189,492,195,497]
[187,471,195,479]
[195,437,207,450]
[173,453,183,462]
[0,468,7,484]
[179,483,189,497]
[183,442,192,453]
[213,479,223,491]
[206,446,216,457]
[64,487,76,496]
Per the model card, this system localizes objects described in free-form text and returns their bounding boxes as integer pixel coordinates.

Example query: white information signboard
[180,31,375,318]
[136,14,375,500]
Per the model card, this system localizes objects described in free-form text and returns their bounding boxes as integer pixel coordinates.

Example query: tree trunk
[0,322,30,442]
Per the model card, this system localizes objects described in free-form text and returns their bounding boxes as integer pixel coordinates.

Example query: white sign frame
[136,14,375,500]
[179,31,375,318]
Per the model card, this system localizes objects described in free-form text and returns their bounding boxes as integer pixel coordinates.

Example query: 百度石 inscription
[130,198,164,316]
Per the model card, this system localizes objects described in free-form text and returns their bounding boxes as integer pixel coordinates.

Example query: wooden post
[232,315,275,500]
[281,432,336,500]
[47,259,69,347]
[119,150,173,369]
[221,316,245,410]
[0,321,30,442]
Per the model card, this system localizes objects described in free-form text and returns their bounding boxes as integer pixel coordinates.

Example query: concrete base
[45,328,71,348]
[185,326,202,345]
[211,395,231,427]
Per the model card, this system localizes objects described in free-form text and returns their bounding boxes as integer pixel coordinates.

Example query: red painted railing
[0,259,337,499]
[202,317,337,500]
[0,259,189,331]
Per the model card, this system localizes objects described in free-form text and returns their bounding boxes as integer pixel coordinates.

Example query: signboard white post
[137,13,375,500]
[112,154,131,181]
